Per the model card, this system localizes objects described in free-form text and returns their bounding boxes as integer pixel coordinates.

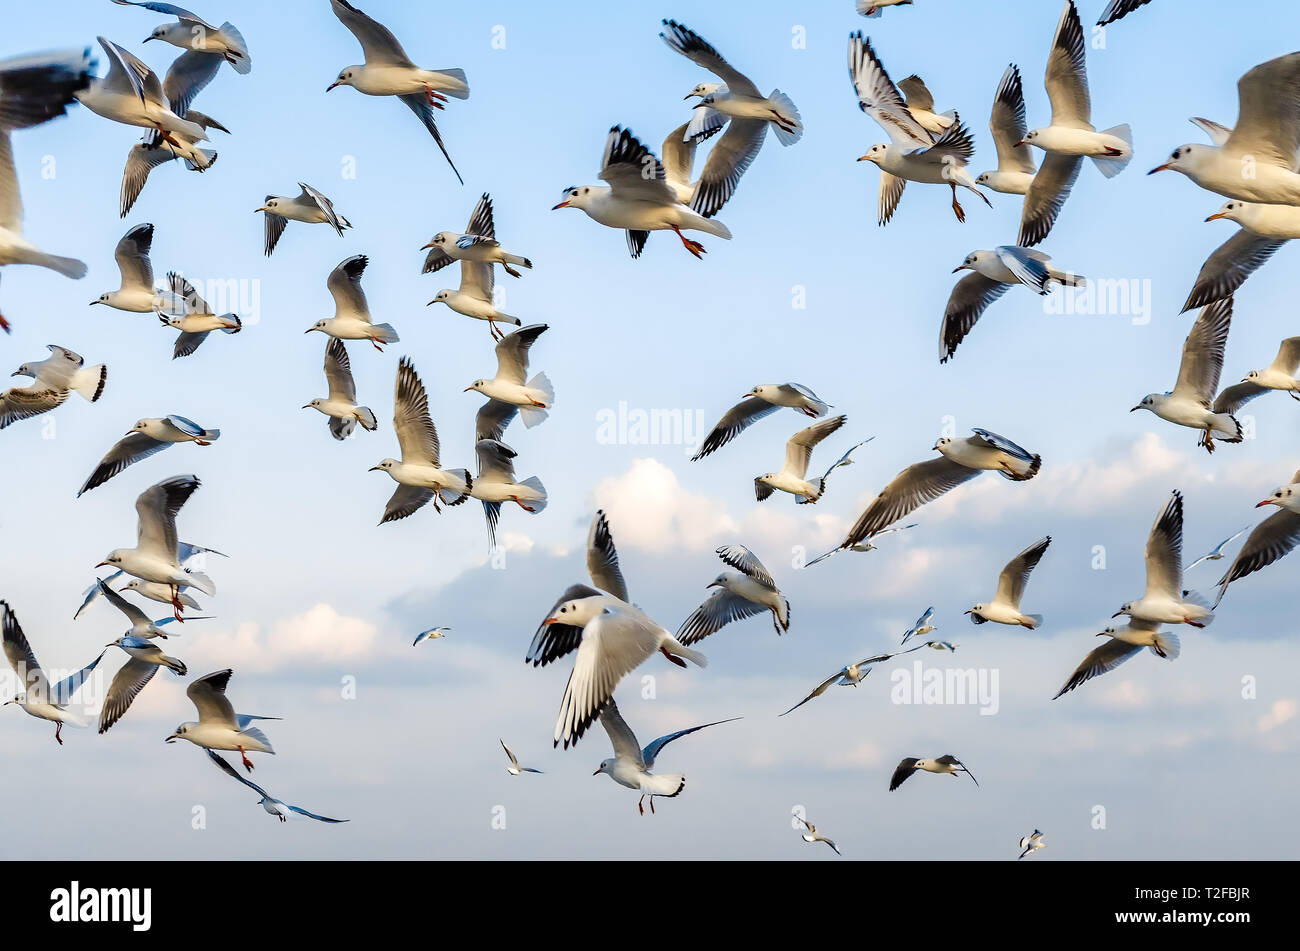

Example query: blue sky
[1,0,1297,859]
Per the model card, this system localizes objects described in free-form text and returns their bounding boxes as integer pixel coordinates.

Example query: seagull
[98,633,186,734]
[203,749,347,823]
[305,338,377,441]
[805,523,919,568]
[1113,490,1215,628]
[848,32,988,224]
[116,46,229,217]
[158,273,240,359]
[90,224,185,314]
[967,537,1051,629]
[111,1,251,74]
[501,738,543,776]
[693,383,831,461]
[464,324,552,428]
[258,183,351,257]
[593,699,737,814]
[857,0,913,15]
[93,578,203,641]
[370,357,471,524]
[79,415,219,496]
[75,541,221,619]
[660,20,801,215]
[676,545,791,645]
[412,626,448,646]
[780,645,924,717]
[165,669,277,772]
[921,640,959,652]
[96,474,216,621]
[422,193,532,278]
[889,755,979,791]
[795,815,841,855]
[470,438,547,549]
[941,246,1085,363]
[755,416,867,503]
[1052,617,1179,699]
[552,125,732,259]
[326,0,467,184]
[976,65,1037,195]
[428,260,521,340]
[1187,528,1251,570]
[936,428,1042,480]
[1183,199,1295,312]
[3,345,106,430]
[1150,52,1300,205]
[1016,2,1132,246]
[901,606,937,645]
[1098,0,1153,25]
[0,48,94,332]
[2,600,105,745]
[897,76,955,137]
[306,255,399,351]
[75,37,208,145]
[1018,830,1046,859]
[1214,469,1300,608]
[1131,299,1242,453]
[660,114,729,209]
[526,511,706,749]
[1209,336,1300,422]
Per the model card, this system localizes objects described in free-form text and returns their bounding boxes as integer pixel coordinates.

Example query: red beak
[542,617,558,626]
[1257,499,1276,508]
[551,201,571,210]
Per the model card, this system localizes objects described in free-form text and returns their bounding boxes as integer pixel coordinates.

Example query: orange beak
[542,617,558,626]
[1148,164,1172,175]
[1257,499,1277,508]
[1205,212,1228,221]
[551,201,571,210]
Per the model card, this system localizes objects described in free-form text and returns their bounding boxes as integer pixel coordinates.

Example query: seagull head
[3,694,22,707]
[144,24,182,45]
[952,252,984,274]
[303,399,323,410]
[1131,394,1158,413]
[552,186,589,210]
[369,458,398,474]
[755,473,777,490]
[421,232,454,251]
[464,379,488,394]
[1112,603,1134,619]
[160,314,184,330]
[683,82,720,101]
[1149,145,1196,176]
[543,596,604,628]
[1014,129,1040,148]
[90,293,110,306]
[965,605,983,618]
[1097,625,1121,637]
[255,198,281,214]
[305,319,329,335]
[164,723,193,744]
[706,572,732,590]
[327,69,358,92]
[1205,200,1245,224]
[428,290,452,306]
[974,172,991,185]
[96,551,125,568]
[932,436,952,452]
[856,144,888,164]
[593,758,614,776]
[1259,485,1298,508]
[10,363,32,378]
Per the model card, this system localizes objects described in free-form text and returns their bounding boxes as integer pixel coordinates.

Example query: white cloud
[183,603,382,674]
[589,458,738,552]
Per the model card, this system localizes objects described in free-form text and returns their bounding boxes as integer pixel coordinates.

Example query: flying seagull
[795,814,841,855]
[1018,830,1046,859]
[1213,469,1300,608]
[258,183,351,257]
[676,545,791,645]
[165,669,278,772]
[305,338,377,441]
[780,645,924,717]
[204,749,347,823]
[1113,490,1215,627]
[693,383,831,461]
[1052,617,1179,699]
[79,415,220,496]
[501,738,543,775]
[2,600,105,745]
[99,633,187,734]
[966,536,1051,629]
[889,755,979,791]
[755,417,869,504]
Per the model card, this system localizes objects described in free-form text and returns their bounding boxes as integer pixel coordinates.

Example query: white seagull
[693,383,831,461]
[90,224,185,314]
[1187,528,1250,570]
[258,183,351,257]
[96,474,217,620]
[976,64,1037,195]
[676,545,791,644]
[1131,298,1242,453]
[1113,490,1215,627]
[75,541,221,620]
[470,438,547,549]
[941,246,1085,363]
[99,633,187,734]
[901,606,937,645]
[412,626,448,646]
[889,755,979,791]
[1214,469,1300,608]
[780,644,924,716]
[966,536,1051,629]
[804,523,918,567]
[165,669,278,772]
[421,192,532,278]
[552,125,732,259]
[593,699,737,814]
[306,255,399,351]
[1182,199,1297,312]
[428,259,520,340]
[2,600,105,745]
[755,416,867,503]
[501,738,543,776]
[204,749,347,823]
[848,32,988,224]
[1016,1,1132,247]
[795,815,841,855]
[526,511,706,749]
[1053,617,1179,699]
[326,0,467,183]
[158,273,240,359]
[1210,335,1300,419]
[1149,51,1300,205]
[857,0,913,15]
[79,414,219,496]
[370,357,471,523]
[93,578,202,641]
[3,345,106,431]
[75,37,207,144]
[305,338,377,441]
[111,1,251,74]
[464,324,552,428]
[1018,830,1046,859]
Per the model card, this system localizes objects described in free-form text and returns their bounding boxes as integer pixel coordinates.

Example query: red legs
[1184,618,1206,629]
[239,745,254,772]
[1104,145,1123,156]
[511,495,535,513]
[431,494,442,515]
[369,336,386,352]
[489,321,504,341]
[0,312,9,334]
[659,646,687,668]
[949,184,967,223]
[671,225,706,259]
[1202,430,1217,454]
[54,721,64,745]
[638,796,645,815]
[155,124,182,149]
[424,84,447,109]
[503,264,522,278]
[170,585,185,623]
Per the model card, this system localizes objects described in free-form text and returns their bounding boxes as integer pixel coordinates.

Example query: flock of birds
[0,0,1295,857]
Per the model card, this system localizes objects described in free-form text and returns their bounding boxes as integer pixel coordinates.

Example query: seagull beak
[164,733,178,743]
[592,768,602,775]
[94,561,108,568]
[326,80,341,92]
[301,403,312,410]
[304,328,315,334]
[856,153,871,162]
[1205,211,1229,222]
[682,93,694,100]
[1130,405,1141,412]
[463,385,473,392]
[89,298,101,305]
[541,617,558,626]
[706,580,721,589]
[1014,139,1026,148]
[420,240,435,249]
[142,35,155,43]
[551,200,571,210]
[1111,610,1124,618]
[1148,164,1171,175]
[952,265,968,274]
[963,609,972,615]
[254,205,269,213]
[1257,499,1278,508]
[367,465,383,472]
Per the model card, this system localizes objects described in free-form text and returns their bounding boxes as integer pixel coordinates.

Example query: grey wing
[1,602,49,698]
[847,32,932,147]
[1052,638,1144,698]
[324,337,357,403]
[204,747,273,797]
[754,478,775,502]
[97,37,152,105]
[186,668,237,726]
[675,587,769,646]
[784,415,847,477]
[716,544,776,587]
[1215,509,1300,607]
[300,182,347,236]
[113,222,155,288]
[161,48,221,118]
[587,510,628,601]
[843,457,980,547]
[330,0,413,65]
[879,171,907,225]
[690,118,767,218]
[990,64,1035,174]
[1182,231,1286,313]
[287,805,349,823]
[897,75,936,113]
[392,357,438,466]
[0,386,67,429]
[1044,0,1090,128]
[995,536,1051,607]
[98,657,159,733]
[889,757,920,791]
[53,649,106,704]
[475,438,517,482]
[691,396,780,461]
[995,246,1053,293]
[525,583,605,666]
[380,485,434,524]
[970,428,1036,461]
[779,674,840,717]
[598,700,645,768]
[422,244,454,274]
[464,192,495,239]
[659,19,761,98]
[1145,491,1184,598]
[474,398,517,443]
[1190,116,1232,146]
[940,273,1011,364]
[96,579,152,627]
[1174,298,1232,401]
[263,208,288,256]
[327,254,369,316]
[398,95,463,185]
[172,330,209,359]
[599,126,677,205]
[78,432,169,496]
[1097,0,1153,25]
[495,324,547,385]
[1018,153,1083,247]
[641,716,740,769]
[74,569,125,619]
[1269,336,1300,375]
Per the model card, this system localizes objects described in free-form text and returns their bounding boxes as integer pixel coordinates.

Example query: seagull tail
[1048,268,1086,288]
[437,470,473,507]
[162,655,187,675]
[25,251,87,279]
[503,252,532,271]
[767,89,803,146]
[1149,630,1181,661]
[1091,125,1133,178]
[432,68,470,100]
[519,476,547,514]
[183,570,217,597]
[184,148,218,172]
[355,406,378,432]
[372,323,400,343]
[1211,413,1244,443]
[662,637,707,669]
[72,364,108,402]
[1021,614,1044,630]
[796,477,825,504]
[1182,590,1215,623]
[219,22,252,75]
[520,372,554,429]
[1002,453,1042,481]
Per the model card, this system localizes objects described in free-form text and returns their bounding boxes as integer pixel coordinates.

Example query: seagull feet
[369,337,386,352]
[503,264,522,279]
[0,311,9,334]
[1184,618,1206,629]
[170,587,185,623]
[511,496,535,513]
[1104,146,1123,156]
[424,84,447,109]
[54,722,64,745]
[638,796,645,815]
[1202,431,1217,454]
[950,185,967,223]
[278,813,286,823]
[239,746,255,772]
[489,322,504,341]
[659,645,688,668]
[155,124,183,149]
[650,796,656,815]
[671,226,706,259]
